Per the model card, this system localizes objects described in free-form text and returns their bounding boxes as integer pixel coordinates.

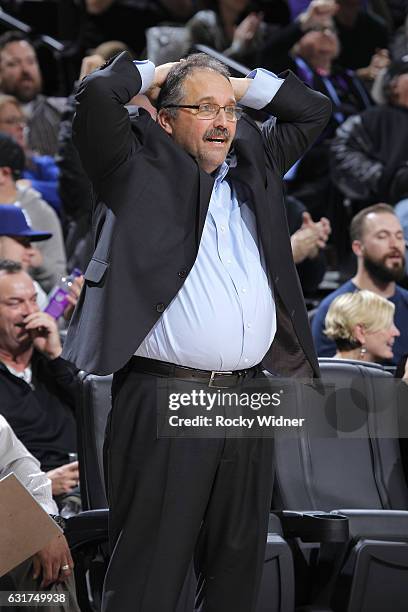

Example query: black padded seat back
[274,359,408,512]
[78,372,113,510]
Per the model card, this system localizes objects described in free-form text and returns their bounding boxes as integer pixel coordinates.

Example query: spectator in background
[78,0,194,58]
[312,203,408,365]
[0,31,66,157]
[324,289,400,362]
[331,57,408,210]
[186,0,265,66]
[0,94,61,213]
[0,206,82,319]
[277,13,372,218]
[258,0,389,82]
[0,205,50,309]
[0,133,66,292]
[286,196,331,294]
[0,414,79,609]
[0,260,79,507]
[334,0,389,73]
[258,0,338,73]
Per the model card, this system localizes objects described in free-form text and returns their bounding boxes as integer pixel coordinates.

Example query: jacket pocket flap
[84,258,109,283]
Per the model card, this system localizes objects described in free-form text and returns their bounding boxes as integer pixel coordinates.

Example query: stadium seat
[272,358,408,611]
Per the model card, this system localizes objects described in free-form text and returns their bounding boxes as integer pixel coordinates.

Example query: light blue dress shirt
[134,64,284,371]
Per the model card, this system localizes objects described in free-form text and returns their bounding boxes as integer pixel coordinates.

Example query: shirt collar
[213,161,230,186]
[4,363,33,385]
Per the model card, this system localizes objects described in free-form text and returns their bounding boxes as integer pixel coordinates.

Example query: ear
[353,323,366,345]
[352,240,363,257]
[0,166,11,185]
[157,109,174,135]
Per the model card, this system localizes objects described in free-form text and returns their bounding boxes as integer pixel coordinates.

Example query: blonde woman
[324,290,400,363]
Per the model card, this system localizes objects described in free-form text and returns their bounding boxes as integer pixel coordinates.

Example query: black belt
[128,356,261,389]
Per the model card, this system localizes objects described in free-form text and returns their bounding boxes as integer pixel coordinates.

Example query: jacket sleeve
[260,71,332,176]
[330,114,383,200]
[46,357,80,412]
[73,51,147,185]
[58,90,94,223]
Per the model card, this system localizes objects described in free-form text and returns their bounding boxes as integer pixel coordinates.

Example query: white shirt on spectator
[0,414,58,514]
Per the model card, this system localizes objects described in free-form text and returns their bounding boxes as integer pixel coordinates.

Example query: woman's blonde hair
[0,94,21,115]
[324,290,395,349]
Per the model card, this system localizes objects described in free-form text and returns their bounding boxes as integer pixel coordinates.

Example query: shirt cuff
[133,60,155,94]
[239,68,284,110]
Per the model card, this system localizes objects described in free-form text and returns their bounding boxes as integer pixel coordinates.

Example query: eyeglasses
[163,103,243,122]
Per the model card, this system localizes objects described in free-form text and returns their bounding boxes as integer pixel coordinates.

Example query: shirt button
[178,269,187,279]
[226,259,232,265]
[155,303,165,313]
[220,225,226,233]
[244,358,249,363]
[246,322,252,329]
[242,287,247,293]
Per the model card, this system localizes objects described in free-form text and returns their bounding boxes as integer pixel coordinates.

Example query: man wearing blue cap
[0,205,51,308]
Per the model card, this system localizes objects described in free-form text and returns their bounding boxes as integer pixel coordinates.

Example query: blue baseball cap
[0,205,52,241]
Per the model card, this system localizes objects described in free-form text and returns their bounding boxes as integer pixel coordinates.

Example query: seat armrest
[332,509,408,540]
[274,510,349,542]
[65,509,109,549]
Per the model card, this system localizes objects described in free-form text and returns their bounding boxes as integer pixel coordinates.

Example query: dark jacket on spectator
[0,353,78,472]
[283,57,372,217]
[330,104,408,203]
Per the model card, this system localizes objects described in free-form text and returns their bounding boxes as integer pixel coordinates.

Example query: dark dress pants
[102,368,274,612]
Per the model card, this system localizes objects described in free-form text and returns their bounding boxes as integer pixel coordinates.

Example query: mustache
[385,250,404,258]
[203,127,231,141]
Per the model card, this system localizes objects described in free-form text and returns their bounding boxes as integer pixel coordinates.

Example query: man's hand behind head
[146,62,181,106]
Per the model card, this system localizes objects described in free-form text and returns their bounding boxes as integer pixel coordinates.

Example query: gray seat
[272,358,408,612]
[146,25,190,65]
